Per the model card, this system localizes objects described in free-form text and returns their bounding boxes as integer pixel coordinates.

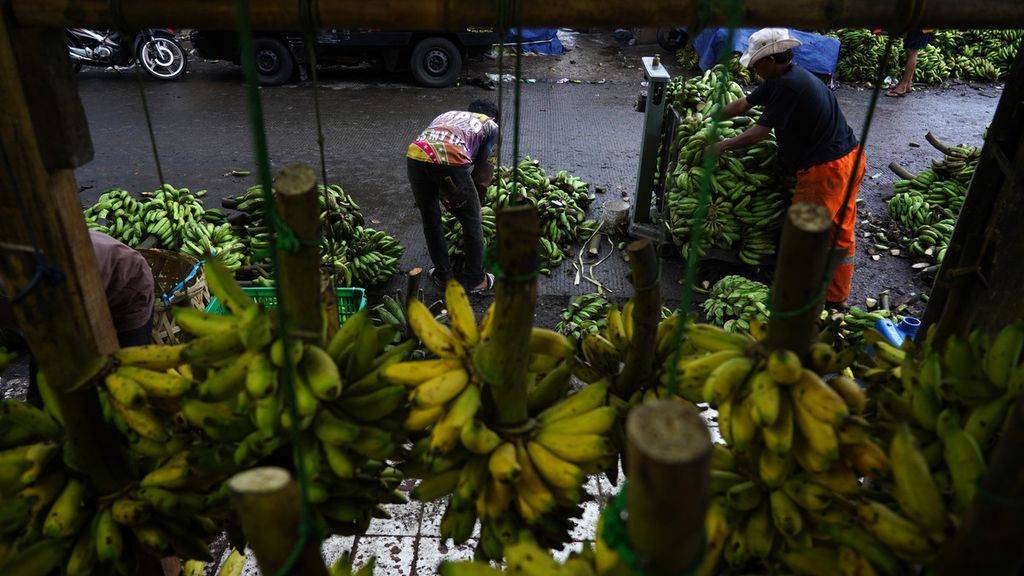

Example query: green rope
[599,482,706,576]
[482,244,540,283]
[234,2,320,575]
[767,34,895,318]
[666,0,744,397]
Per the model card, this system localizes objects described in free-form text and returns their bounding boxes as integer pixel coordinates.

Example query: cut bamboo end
[626,399,711,463]
[228,466,292,495]
[276,164,317,196]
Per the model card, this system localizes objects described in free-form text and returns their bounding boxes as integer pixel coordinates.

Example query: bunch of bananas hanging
[664,109,791,264]
[673,46,700,71]
[555,292,610,342]
[439,537,600,576]
[888,144,978,264]
[444,158,596,272]
[83,189,146,246]
[702,275,770,333]
[226,184,403,287]
[384,281,616,559]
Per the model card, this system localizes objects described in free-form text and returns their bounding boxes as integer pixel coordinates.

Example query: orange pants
[794,146,866,304]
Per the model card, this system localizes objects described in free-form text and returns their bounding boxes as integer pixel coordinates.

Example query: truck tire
[254,37,295,85]
[410,37,462,88]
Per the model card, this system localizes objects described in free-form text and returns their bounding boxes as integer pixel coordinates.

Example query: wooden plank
[10,0,1024,30]
[921,46,1024,343]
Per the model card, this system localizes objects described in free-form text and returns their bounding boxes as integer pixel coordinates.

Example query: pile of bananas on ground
[666,67,747,118]
[385,281,615,560]
[225,184,403,287]
[443,158,596,273]
[832,28,1021,84]
[83,189,147,247]
[82,185,245,268]
[555,292,611,342]
[663,106,792,264]
[702,275,770,333]
[441,206,497,262]
[820,306,901,350]
[888,144,978,264]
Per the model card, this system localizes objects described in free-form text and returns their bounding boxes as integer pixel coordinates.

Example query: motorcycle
[66,28,187,80]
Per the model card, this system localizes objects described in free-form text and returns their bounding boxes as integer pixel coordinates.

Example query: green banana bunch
[82,188,146,247]
[555,292,610,343]
[702,275,770,333]
[673,46,700,72]
[444,158,595,272]
[663,97,792,264]
[889,142,978,265]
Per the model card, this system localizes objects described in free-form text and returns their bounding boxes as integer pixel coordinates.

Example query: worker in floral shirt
[407,100,499,294]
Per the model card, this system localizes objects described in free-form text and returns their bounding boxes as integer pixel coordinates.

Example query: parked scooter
[66,28,187,80]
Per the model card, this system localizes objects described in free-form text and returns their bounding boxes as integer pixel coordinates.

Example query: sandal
[885,89,907,98]
[468,272,495,295]
[428,267,448,288]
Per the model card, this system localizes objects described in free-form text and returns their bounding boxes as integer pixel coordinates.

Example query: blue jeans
[406,158,485,287]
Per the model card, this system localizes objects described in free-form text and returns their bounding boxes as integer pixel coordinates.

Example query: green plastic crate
[206,287,366,325]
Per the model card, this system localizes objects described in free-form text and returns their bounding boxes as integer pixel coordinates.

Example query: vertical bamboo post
[229,467,330,576]
[625,399,712,575]
[472,205,540,426]
[937,396,1024,573]
[616,239,661,396]
[274,165,323,345]
[764,202,836,359]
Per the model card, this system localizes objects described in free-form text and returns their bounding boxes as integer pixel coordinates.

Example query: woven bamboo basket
[140,249,211,344]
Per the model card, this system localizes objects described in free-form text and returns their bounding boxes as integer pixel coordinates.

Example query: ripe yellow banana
[889,423,949,536]
[115,365,191,399]
[745,501,774,558]
[703,356,755,405]
[412,469,462,501]
[792,369,850,424]
[105,372,148,409]
[460,421,503,455]
[204,256,255,315]
[446,279,480,347]
[841,439,889,478]
[749,370,780,425]
[540,406,617,436]
[385,358,464,387]
[767,349,803,384]
[42,478,85,538]
[301,344,343,401]
[488,442,521,483]
[675,349,745,389]
[431,386,481,455]
[605,305,629,354]
[405,405,445,431]
[827,375,866,414]
[856,500,934,559]
[95,507,124,563]
[769,488,802,537]
[526,441,584,490]
[410,368,470,408]
[408,299,464,358]
[533,432,612,464]
[622,300,635,342]
[758,450,792,488]
[686,323,753,353]
[244,352,277,399]
[171,307,240,337]
[322,442,357,479]
[536,380,609,425]
[730,395,758,452]
[110,397,168,442]
[114,343,188,371]
[513,441,555,523]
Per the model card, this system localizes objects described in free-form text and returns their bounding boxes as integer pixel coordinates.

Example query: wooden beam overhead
[11,0,1024,31]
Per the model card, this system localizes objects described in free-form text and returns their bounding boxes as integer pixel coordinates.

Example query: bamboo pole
[472,205,539,427]
[274,164,323,345]
[615,239,660,396]
[764,202,834,360]
[228,467,330,576]
[625,399,711,575]
[937,396,1024,574]
[11,0,1024,29]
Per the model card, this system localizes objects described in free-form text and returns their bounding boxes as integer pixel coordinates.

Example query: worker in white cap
[714,28,865,310]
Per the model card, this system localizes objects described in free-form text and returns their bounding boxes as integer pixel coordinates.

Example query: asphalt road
[70,37,1002,326]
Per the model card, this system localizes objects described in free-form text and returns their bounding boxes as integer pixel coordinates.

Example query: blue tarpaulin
[692,28,840,75]
[506,28,564,55]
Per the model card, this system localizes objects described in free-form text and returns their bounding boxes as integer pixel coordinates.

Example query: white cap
[739,28,802,68]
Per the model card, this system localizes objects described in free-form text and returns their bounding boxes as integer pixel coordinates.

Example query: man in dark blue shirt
[714,28,865,309]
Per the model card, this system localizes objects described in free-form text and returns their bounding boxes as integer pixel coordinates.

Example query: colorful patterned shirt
[407,111,499,166]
